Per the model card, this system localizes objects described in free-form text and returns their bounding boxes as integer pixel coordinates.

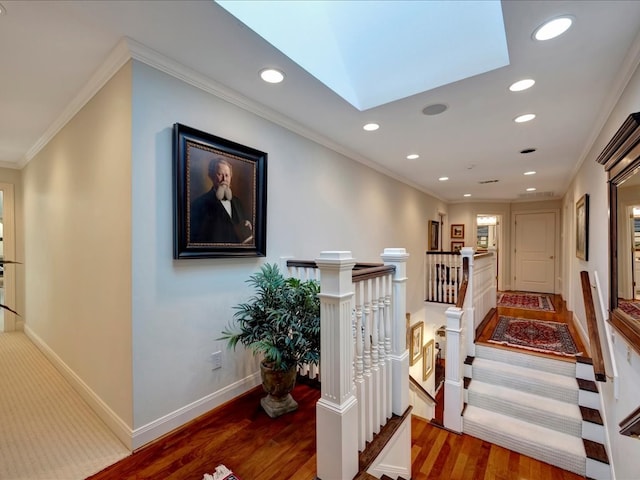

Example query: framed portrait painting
[576,193,589,261]
[409,322,424,366]
[451,224,464,239]
[173,123,267,259]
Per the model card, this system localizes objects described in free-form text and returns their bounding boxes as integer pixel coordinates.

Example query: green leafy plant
[220,263,320,372]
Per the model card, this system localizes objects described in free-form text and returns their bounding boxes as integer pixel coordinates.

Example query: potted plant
[220,263,320,418]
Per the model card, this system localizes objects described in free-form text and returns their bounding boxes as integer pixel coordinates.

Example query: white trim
[24,325,262,451]
[0,183,16,331]
[24,325,133,449]
[131,371,261,450]
[21,39,132,168]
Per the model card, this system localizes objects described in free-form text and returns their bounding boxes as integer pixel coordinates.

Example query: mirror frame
[597,112,640,352]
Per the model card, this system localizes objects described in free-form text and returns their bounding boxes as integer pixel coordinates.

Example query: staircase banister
[580,270,607,382]
[409,375,436,406]
[352,264,395,282]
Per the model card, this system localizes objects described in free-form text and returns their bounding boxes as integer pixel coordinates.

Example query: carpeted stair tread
[471,357,578,403]
[463,405,585,476]
[467,380,581,437]
[475,344,576,377]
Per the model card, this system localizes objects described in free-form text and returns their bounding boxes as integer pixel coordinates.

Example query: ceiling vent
[518,191,555,198]
[478,179,499,184]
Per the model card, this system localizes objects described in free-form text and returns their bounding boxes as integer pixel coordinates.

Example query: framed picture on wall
[423,339,435,381]
[409,322,424,366]
[451,224,464,239]
[173,123,268,259]
[576,193,589,261]
[451,241,464,252]
[429,220,440,251]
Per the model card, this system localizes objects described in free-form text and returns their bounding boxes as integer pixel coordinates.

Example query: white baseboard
[366,413,412,479]
[24,326,262,451]
[131,371,261,449]
[24,325,134,449]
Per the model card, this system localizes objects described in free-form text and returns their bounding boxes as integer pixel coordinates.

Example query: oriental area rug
[489,316,580,357]
[497,292,555,312]
[618,299,640,321]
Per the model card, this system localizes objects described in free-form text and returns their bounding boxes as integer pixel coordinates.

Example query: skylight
[216,0,509,111]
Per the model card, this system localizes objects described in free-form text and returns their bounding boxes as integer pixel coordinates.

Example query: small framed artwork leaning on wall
[173,123,268,259]
[429,220,440,251]
[423,339,435,381]
[451,224,464,239]
[409,322,424,366]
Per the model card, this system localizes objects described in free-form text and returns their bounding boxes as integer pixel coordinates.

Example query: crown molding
[20,38,132,169]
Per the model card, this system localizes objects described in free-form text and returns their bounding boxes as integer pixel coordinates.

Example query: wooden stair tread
[576,355,593,365]
[464,356,475,365]
[577,378,599,393]
[463,376,472,389]
[580,405,604,425]
[583,439,609,464]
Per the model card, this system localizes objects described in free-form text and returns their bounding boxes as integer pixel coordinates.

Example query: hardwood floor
[89,292,587,480]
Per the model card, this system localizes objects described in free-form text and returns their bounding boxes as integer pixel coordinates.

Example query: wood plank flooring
[89,292,587,480]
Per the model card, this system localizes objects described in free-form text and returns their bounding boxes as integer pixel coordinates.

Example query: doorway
[0,183,16,332]
[475,214,504,291]
[513,211,557,293]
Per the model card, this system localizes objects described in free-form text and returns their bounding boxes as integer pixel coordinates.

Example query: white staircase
[463,344,610,479]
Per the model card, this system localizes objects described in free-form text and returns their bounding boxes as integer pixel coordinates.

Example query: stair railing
[288,249,410,480]
[425,251,463,303]
[580,271,607,382]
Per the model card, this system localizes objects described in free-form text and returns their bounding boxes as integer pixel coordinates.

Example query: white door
[514,212,556,293]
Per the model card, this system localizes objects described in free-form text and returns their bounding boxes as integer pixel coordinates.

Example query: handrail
[620,405,640,438]
[287,259,395,282]
[455,278,469,309]
[580,271,607,382]
[409,375,436,405]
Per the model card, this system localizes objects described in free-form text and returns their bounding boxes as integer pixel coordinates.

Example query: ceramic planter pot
[260,361,298,418]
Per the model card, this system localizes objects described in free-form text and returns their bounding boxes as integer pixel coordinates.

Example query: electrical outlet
[211,351,222,370]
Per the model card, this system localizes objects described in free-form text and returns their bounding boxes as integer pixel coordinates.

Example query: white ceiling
[2,0,640,203]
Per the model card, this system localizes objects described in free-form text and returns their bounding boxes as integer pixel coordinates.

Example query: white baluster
[370,278,381,434]
[354,282,366,451]
[363,280,373,443]
[384,273,393,419]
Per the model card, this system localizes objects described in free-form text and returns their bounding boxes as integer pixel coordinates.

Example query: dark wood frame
[596,112,640,354]
[451,224,464,239]
[173,123,267,259]
[451,241,464,252]
[576,194,589,261]
[429,220,439,251]
[409,322,424,366]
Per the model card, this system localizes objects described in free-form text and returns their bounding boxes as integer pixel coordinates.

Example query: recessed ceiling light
[524,171,537,176]
[439,176,449,181]
[259,68,285,84]
[514,114,536,123]
[422,103,448,116]
[464,193,472,197]
[526,187,537,192]
[520,148,537,154]
[509,79,535,92]
[363,123,379,131]
[406,154,419,160]
[533,15,574,41]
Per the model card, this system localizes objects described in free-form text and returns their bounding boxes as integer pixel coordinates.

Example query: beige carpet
[0,332,129,479]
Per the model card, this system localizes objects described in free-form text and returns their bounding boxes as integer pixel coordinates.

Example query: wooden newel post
[381,247,410,416]
[315,251,358,480]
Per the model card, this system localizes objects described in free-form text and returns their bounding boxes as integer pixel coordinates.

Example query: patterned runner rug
[618,299,640,320]
[497,292,555,312]
[489,316,580,356]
